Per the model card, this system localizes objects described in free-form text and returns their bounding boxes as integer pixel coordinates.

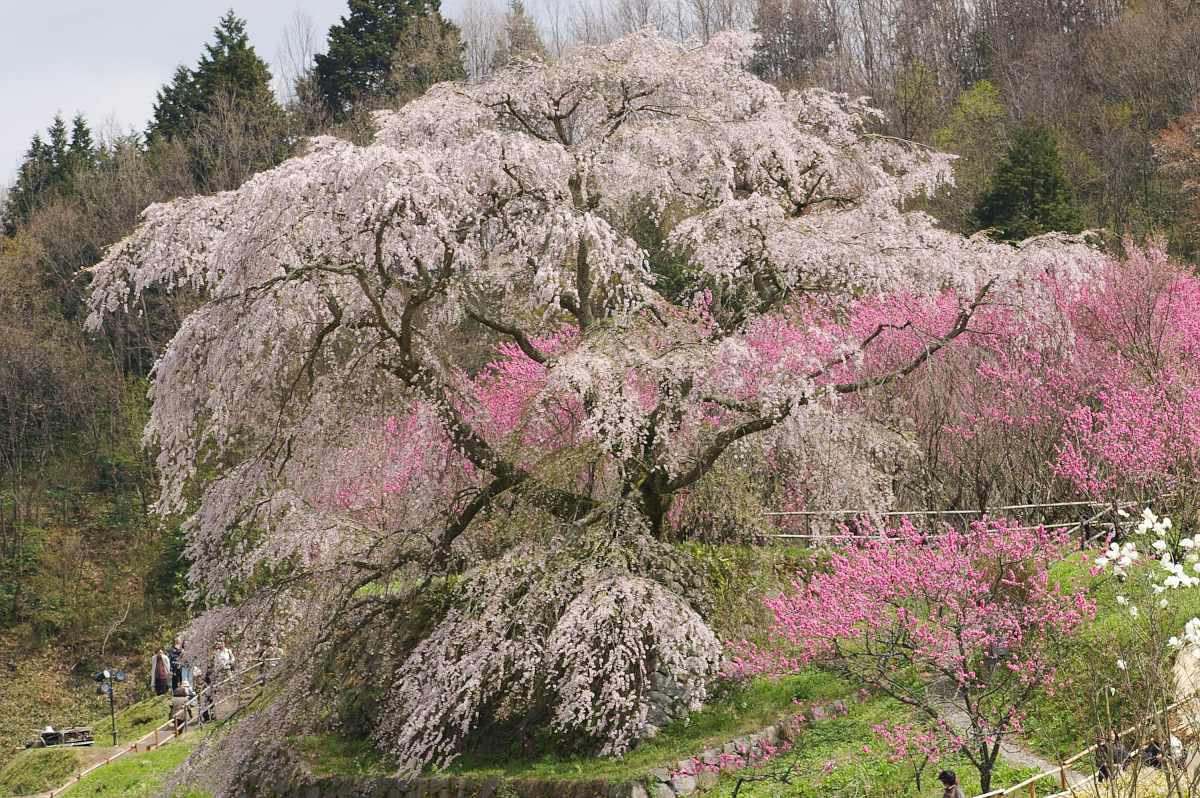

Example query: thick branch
[465,309,548,364]
[667,280,994,493]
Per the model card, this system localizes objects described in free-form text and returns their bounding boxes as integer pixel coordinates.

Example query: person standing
[210,640,236,709]
[167,636,184,691]
[169,683,194,732]
[149,647,171,696]
[178,638,195,690]
[212,640,235,679]
[938,770,966,798]
[1096,731,1128,781]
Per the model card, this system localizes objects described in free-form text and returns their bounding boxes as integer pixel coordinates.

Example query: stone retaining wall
[261,696,861,798]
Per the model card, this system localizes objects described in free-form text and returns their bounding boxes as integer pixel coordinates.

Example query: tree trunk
[639,473,672,539]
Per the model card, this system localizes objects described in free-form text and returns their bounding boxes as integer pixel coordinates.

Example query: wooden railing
[973,695,1200,798]
[44,658,274,798]
[763,499,1137,545]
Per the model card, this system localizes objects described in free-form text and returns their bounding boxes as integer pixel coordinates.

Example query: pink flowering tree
[899,241,1200,517]
[85,30,1099,776]
[1052,244,1200,511]
[873,720,963,792]
[759,520,1095,792]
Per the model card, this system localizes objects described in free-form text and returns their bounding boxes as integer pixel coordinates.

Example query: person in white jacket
[212,641,235,674]
[149,648,171,696]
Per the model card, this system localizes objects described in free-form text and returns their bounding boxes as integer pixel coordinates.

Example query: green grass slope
[57,736,207,798]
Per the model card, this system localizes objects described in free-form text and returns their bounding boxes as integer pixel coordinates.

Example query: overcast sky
[0,0,469,184]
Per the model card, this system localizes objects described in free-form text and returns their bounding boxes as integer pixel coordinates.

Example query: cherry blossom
[84,30,1101,773]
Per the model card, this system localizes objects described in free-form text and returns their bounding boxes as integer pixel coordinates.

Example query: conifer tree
[2,113,96,235]
[193,10,275,109]
[2,134,52,235]
[46,115,69,185]
[971,121,1083,242]
[492,0,545,69]
[316,0,448,116]
[146,10,279,143]
[67,114,97,175]
[148,66,201,142]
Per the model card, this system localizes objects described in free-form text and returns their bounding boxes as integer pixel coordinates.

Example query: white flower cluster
[1094,509,1200,648]
[1096,541,1139,577]
[1170,618,1200,649]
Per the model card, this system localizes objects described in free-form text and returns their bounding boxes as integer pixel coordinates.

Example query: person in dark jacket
[1143,740,1165,769]
[938,770,966,798]
[167,636,184,690]
[1096,731,1128,781]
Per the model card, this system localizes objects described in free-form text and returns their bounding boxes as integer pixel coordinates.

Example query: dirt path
[929,680,1092,791]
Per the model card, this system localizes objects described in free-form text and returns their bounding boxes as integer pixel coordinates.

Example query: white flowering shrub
[1094,509,1200,628]
[1087,508,1200,796]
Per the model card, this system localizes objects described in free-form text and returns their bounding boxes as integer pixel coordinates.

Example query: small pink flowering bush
[749,519,1094,793]
[872,720,963,791]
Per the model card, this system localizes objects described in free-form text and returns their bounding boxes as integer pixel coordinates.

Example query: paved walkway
[929,679,1092,790]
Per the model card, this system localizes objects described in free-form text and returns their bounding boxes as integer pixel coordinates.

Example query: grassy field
[438,672,850,783]
[698,693,1053,798]
[0,746,80,797]
[0,694,174,797]
[295,671,852,786]
[297,672,1054,797]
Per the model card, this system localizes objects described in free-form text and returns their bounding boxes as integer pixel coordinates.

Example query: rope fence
[763,499,1115,518]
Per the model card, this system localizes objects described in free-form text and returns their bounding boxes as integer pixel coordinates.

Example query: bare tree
[571,0,614,43]
[460,0,505,79]
[539,0,574,56]
[275,9,319,105]
[275,10,329,134]
[690,0,750,41]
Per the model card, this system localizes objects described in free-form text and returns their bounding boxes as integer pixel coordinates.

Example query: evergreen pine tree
[66,114,97,175]
[148,65,201,142]
[492,0,546,69]
[193,10,276,108]
[2,113,96,235]
[46,114,69,185]
[971,121,1083,242]
[315,0,444,116]
[3,134,53,235]
[147,10,279,143]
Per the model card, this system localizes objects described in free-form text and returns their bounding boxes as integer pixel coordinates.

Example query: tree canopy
[315,0,456,115]
[147,10,278,144]
[491,0,546,69]
[2,114,95,235]
[88,30,1100,779]
[972,121,1084,241]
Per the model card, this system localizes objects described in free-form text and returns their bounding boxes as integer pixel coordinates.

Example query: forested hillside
[4,2,1200,797]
